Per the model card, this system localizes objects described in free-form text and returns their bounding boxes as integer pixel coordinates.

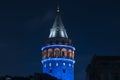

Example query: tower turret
[41,3,75,80]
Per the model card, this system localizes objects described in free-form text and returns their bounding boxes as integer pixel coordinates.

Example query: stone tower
[41,4,75,80]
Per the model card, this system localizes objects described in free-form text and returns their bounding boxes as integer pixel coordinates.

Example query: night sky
[0,0,120,80]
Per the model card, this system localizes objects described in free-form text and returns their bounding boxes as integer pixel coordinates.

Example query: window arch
[61,48,67,58]
[68,49,73,59]
[42,50,47,59]
[72,51,75,59]
[54,48,60,57]
[48,48,53,58]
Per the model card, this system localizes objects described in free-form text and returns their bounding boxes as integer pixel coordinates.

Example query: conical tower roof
[49,6,68,38]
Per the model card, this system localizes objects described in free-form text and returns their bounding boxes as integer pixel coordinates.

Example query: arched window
[61,48,67,58]
[42,50,47,59]
[72,51,75,59]
[68,49,73,59]
[54,48,60,57]
[48,48,53,58]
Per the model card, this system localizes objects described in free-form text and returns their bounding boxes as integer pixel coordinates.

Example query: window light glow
[56,63,59,66]
[69,64,71,67]
[49,63,52,67]
[63,63,65,66]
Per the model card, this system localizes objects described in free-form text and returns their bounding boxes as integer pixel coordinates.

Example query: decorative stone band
[41,58,75,64]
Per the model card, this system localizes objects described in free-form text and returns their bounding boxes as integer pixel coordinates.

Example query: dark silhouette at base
[0,73,57,80]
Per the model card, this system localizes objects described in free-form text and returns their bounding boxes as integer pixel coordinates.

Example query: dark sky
[0,0,120,80]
